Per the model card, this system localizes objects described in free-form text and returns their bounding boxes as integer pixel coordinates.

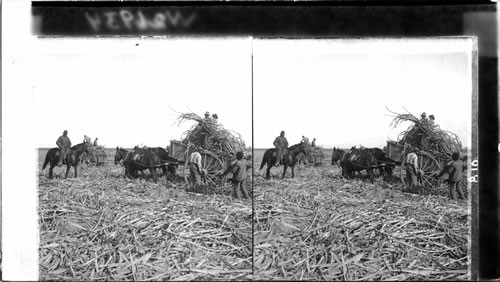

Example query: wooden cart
[80,146,107,167]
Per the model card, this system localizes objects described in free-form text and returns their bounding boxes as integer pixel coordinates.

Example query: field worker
[273,131,289,167]
[311,138,316,147]
[56,130,72,167]
[301,136,310,145]
[429,114,435,126]
[188,149,203,190]
[212,114,218,123]
[405,148,419,191]
[436,152,465,200]
[203,111,212,122]
[93,138,98,146]
[83,135,91,144]
[223,151,251,200]
[420,112,428,121]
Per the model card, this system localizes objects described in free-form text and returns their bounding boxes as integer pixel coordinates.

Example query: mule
[114,147,142,178]
[41,142,91,179]
[331,147,346,166]
[122,146,162,183]
[340,147,380,184]
[150,147,179,176]
[259,142,311,179]
[367,147,395,177]
[115,147,178,180]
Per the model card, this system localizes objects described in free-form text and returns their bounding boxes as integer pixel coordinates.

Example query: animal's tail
[42,153,50,170]
[259,151,268,171]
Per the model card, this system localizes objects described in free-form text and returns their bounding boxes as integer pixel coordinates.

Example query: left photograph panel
[32,37,253,280]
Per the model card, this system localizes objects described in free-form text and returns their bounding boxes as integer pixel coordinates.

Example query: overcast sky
[32,38,252,148]
[253,38,473,149]
[32,38,473,150]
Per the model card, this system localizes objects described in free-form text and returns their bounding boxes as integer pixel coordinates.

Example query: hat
[421,112,427,117]
[212,114,218,119]
[205,111,210,116]
[429,114,435,119]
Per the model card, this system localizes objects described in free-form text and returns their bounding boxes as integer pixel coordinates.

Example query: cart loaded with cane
[168,112,250,188]
[383,108,466,193]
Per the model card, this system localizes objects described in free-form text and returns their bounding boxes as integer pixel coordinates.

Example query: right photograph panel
[252,38,475,280]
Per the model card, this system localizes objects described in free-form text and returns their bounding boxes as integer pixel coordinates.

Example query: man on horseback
[273,131,288,167]
[56,130,72,167]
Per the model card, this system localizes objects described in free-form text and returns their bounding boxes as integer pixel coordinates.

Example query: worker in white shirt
[405,148,420,191]
[188,150,203,189]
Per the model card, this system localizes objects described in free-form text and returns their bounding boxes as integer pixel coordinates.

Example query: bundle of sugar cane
[387,107,462,158]
[175,112,247,156]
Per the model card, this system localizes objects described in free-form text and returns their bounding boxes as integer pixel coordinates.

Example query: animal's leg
[74,165,78,178]
[291,166,295,178]
[150,168,158,183]
[367,169,374,184]
[266,164,271,180]
[282,165,288,179]
[49,164,54,179]
[65,165,71,179]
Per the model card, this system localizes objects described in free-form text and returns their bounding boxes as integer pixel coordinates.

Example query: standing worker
[428,115,436,126]
[404,148,419,192]
[93,138,99,146]
[203,111,212,122]
[56,130,72,167]
[420,112,428,122]
[83,135,91,144]
[188,149,203,190]
[273,131,289,167]
[436,152,465,200]
[311,138,316,147]
[301,136,310,145]
[223,151,251,201]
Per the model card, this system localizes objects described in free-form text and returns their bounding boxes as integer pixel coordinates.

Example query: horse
[339,147,381,184]
[41,142,92,179]
[115,147,178,179]
[149,147,179,176]
[367,147,395,177]
[120,147,162,183]
[259,142,311,179]
[331,147,346,166]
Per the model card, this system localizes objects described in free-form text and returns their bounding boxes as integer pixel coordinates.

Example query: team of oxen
[42,142,395,184]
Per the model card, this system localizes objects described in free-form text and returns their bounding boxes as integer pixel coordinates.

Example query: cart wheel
[200,151,225,186]
[79,152,91,169]
[417,151,441,187]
